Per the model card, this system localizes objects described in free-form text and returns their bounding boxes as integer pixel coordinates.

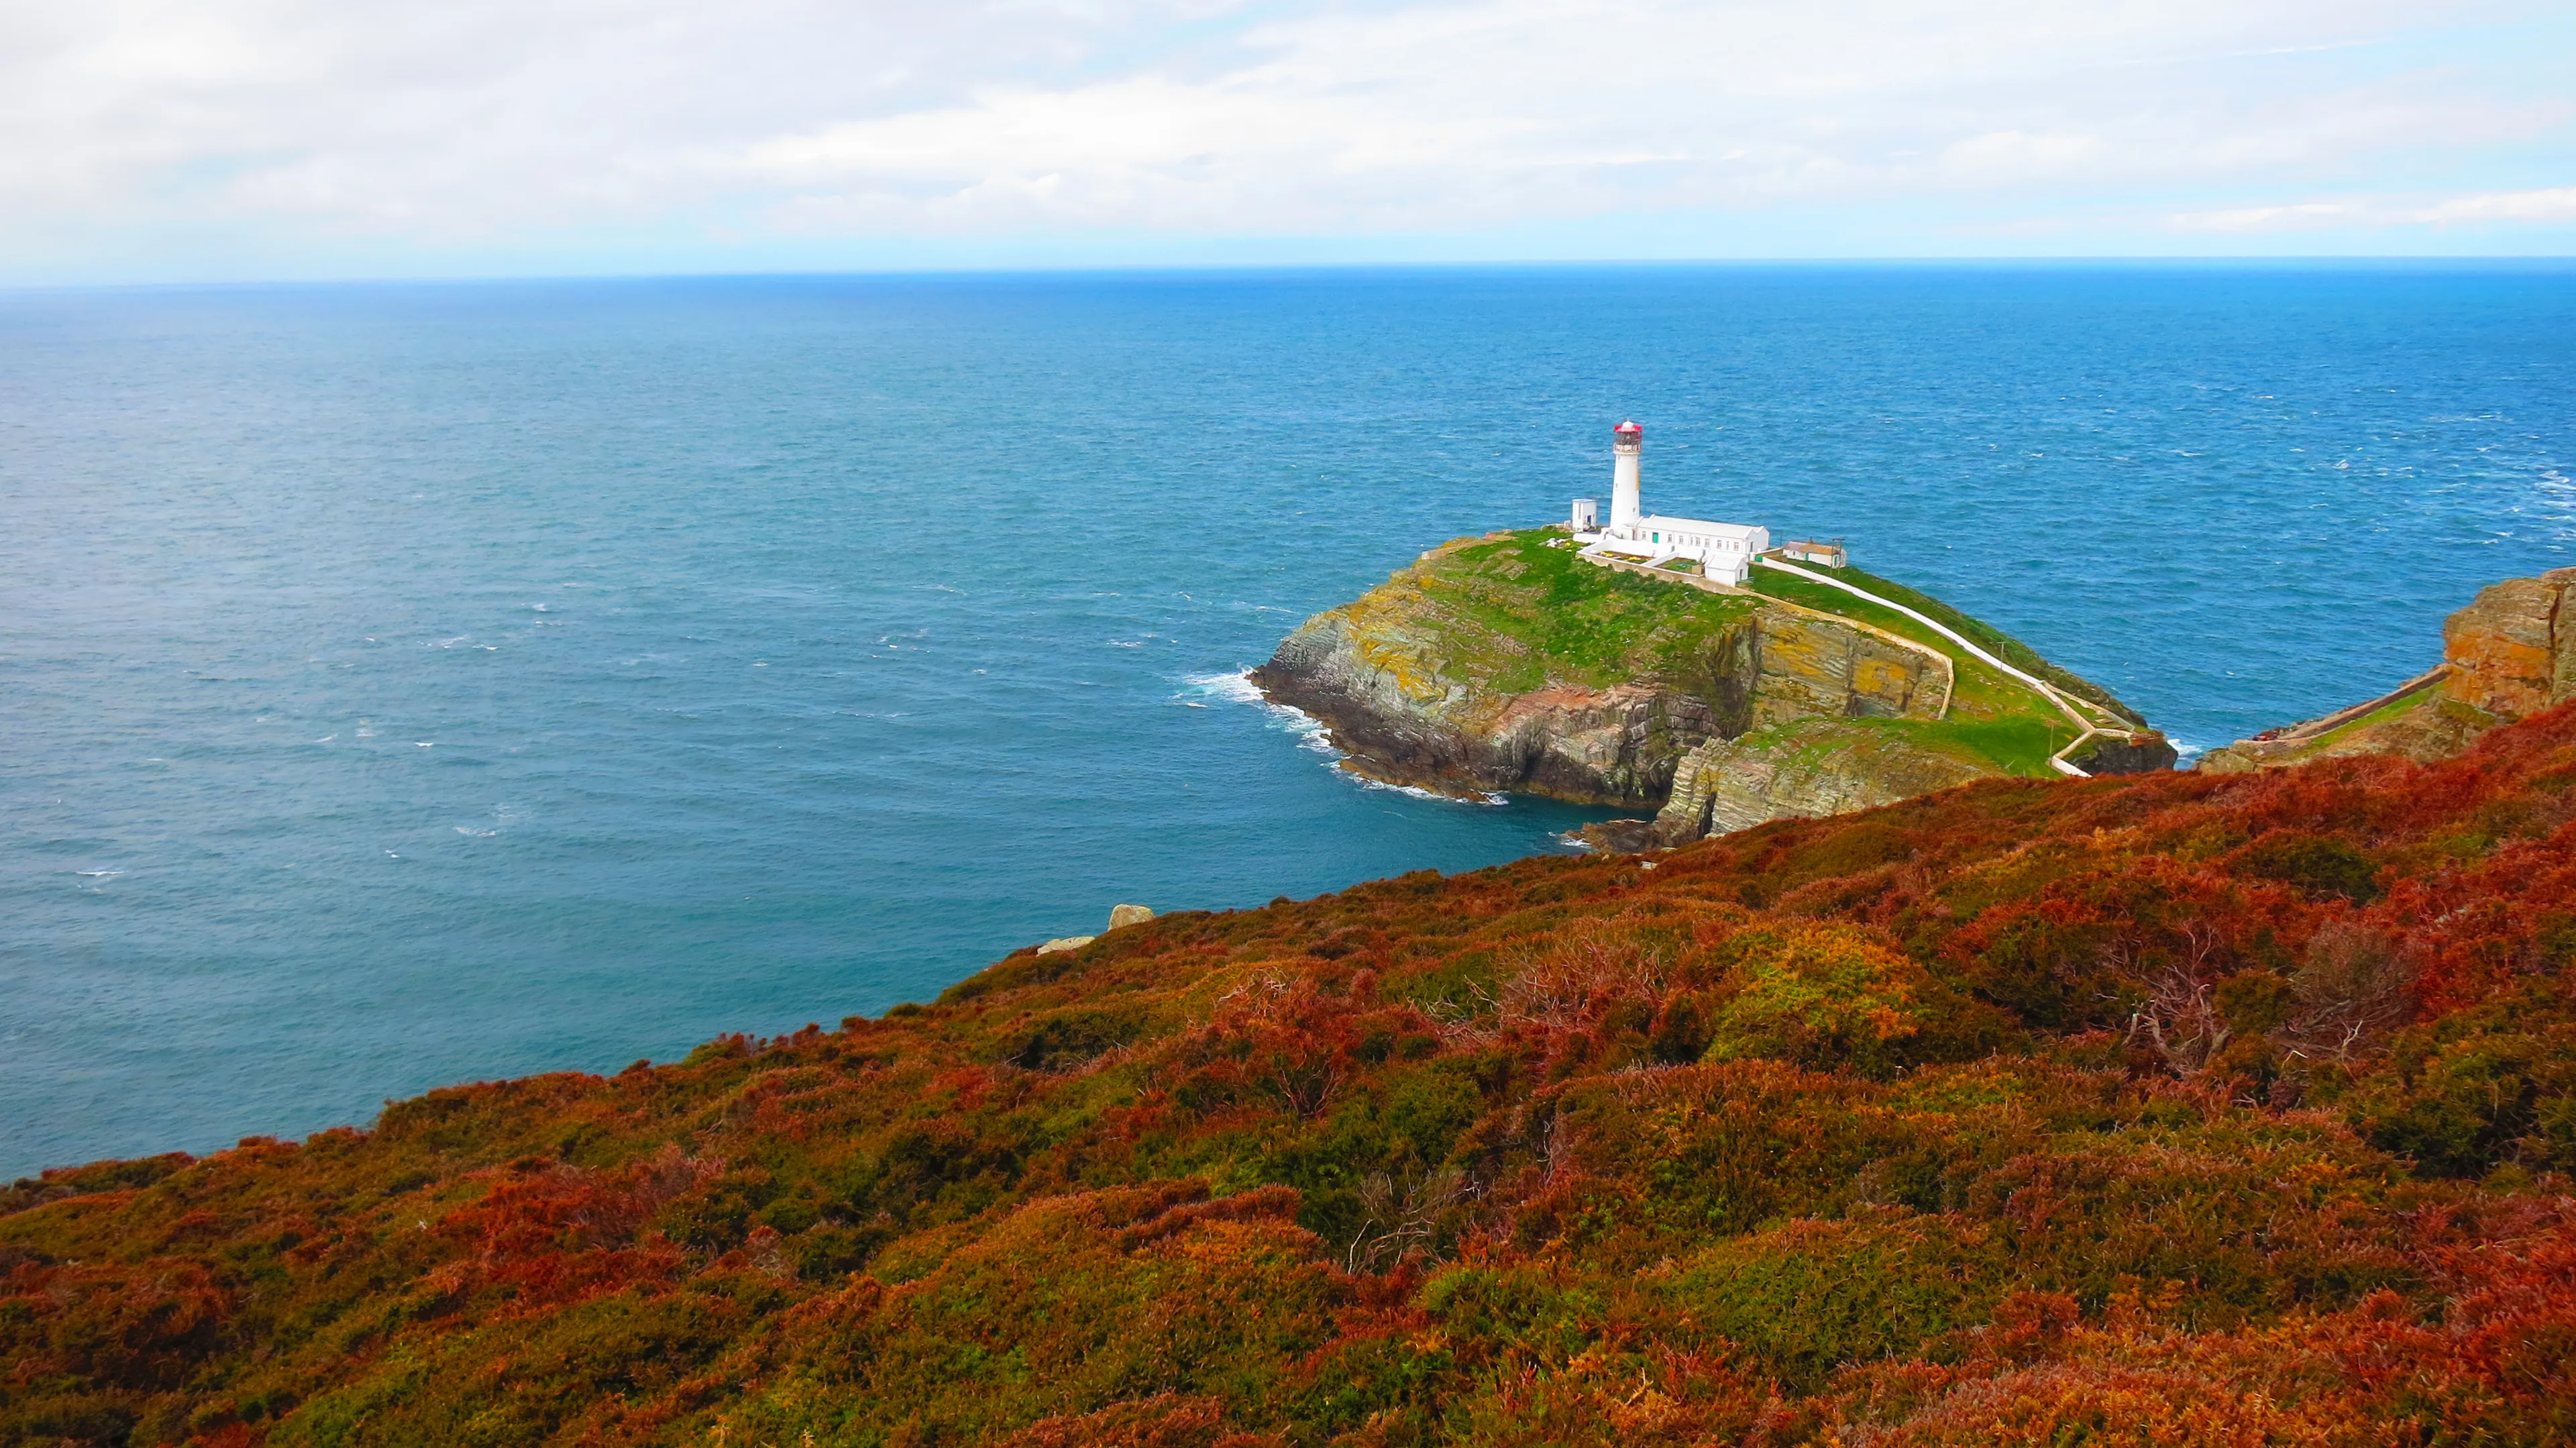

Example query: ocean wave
[1354,775,1505,806]
[1183,668,1336,748]
[1179,668,1269,707]
[1186,669,1504,804]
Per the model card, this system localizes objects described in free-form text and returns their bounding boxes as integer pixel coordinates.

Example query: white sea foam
[1354,774,1506,806]
[76,870,123,878]
[1183,668,1334,747]
[1181,668,1269,707]
[1186,668,1503,805]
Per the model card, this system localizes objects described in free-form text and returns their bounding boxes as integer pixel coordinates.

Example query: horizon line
[9,252,2576,295]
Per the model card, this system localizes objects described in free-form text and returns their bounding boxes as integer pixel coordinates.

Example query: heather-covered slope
[14,710,2576,1445]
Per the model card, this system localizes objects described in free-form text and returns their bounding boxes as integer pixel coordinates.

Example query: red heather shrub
[11,705,2576,1444]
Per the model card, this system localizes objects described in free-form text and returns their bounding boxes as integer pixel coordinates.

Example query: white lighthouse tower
[1609,419,1644,534]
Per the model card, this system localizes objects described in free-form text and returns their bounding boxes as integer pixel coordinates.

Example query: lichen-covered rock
[2201,569,2576,773]
[2445,571,2576,717]
[1106,904,1155,931]
[1251,535,1953,810]
[1255,531,2133,840]
[1652,721,1991,844]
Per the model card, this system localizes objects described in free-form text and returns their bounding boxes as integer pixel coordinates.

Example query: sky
[3,0,2573,282]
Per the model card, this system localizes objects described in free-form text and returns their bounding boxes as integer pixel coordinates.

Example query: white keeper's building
[1569,419,1770,586]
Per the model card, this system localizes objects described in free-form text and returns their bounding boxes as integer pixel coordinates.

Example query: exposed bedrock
[2198,568,2576,774]
[1250,597,1942,810]
[1651,721,1992,846]
[1250,531,2148,841]
[2068,732,2180,776]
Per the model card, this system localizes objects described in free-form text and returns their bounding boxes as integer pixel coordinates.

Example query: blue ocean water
[3,264,2571,1177]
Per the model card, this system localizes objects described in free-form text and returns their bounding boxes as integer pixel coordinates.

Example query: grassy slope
[1750,562,2147,727]
[1391,531,1762,693]
[13,707,2576,1446]
[1393,532,2110,777]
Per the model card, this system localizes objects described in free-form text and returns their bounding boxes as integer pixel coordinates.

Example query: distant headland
[1252,418,2174,847]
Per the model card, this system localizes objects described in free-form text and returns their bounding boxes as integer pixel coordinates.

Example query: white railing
[1751,556,2121,778]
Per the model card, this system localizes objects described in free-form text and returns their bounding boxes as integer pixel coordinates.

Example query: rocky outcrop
[2067,732,2180,776]
[2199,570,2576,774]
[1651,721,1992,845]
[1252,531,2134,841]
[1251,564,1945,808]
[2445,571,2576,716]
[1035,903,1157,955]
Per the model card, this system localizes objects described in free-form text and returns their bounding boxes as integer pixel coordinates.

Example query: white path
[1751,556,2118,778]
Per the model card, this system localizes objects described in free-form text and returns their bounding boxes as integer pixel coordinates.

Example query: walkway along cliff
[2199,566,2576,773]
[1251,529,2170,843]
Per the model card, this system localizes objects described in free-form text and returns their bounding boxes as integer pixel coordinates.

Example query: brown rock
[1653,721,1990,845]
[2204,568,2576,773]
[1251,586,1945,809]
[2444,576,2563,718]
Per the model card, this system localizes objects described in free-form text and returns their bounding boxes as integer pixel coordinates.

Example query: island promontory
[1252,528,2170,842]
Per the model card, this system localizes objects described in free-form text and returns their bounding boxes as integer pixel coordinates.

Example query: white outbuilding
[1569,420,1770,585]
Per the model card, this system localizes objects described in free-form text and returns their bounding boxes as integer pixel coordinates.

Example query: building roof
[1638,513,1764,541]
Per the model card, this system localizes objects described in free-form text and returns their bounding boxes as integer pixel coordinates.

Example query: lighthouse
[1572,415,1772,586]
[1610,419,1644,534]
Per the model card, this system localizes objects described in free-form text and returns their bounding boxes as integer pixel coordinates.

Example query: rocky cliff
[2198,568,2576,774]
[1252,530,2152,841]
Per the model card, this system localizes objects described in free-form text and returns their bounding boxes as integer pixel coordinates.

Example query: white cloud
[2416,185,2576,223]
[2168,185,2576,232]
[2168,201,2363,233]
[0,0,2568,271]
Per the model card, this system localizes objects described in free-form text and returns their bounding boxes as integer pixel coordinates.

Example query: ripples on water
[1,265,2569,1174]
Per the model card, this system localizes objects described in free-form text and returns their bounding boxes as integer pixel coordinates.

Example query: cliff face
[1652,719,1994,844]
[1252,553,1944,807]
[2200,568,2576,774]
[1252,531,2139,837]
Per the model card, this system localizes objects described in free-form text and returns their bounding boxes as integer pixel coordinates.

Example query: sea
[3,264,2571,1177]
